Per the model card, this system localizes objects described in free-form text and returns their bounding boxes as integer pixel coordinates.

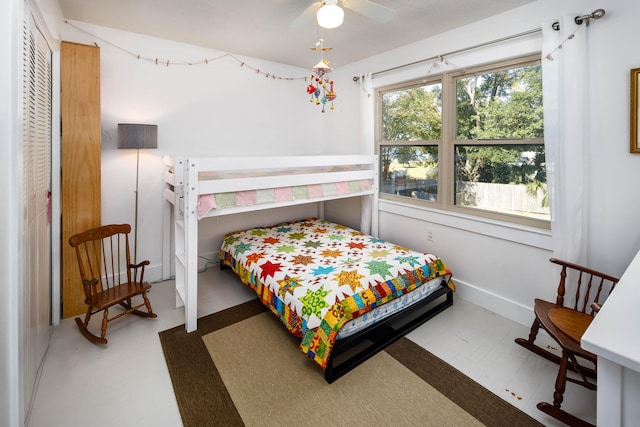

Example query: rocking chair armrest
[129,260,150,269]
[82,278,99,287]
[129,260,150,284]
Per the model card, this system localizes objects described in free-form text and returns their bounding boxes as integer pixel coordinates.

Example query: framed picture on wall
[631,68,640,153]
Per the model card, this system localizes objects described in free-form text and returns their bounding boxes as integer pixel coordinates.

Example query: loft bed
[162,154,381,332]
[162,154,454,382]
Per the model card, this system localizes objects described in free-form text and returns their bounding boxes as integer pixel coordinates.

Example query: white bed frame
[162,154,379,332]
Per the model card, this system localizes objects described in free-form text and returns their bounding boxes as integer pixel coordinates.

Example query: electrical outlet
[427,228,434,242]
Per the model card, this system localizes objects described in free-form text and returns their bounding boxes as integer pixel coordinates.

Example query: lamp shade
[317,4,344,29]
[117,124,158,149]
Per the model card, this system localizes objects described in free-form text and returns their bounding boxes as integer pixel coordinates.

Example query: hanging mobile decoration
[307,38,337,113]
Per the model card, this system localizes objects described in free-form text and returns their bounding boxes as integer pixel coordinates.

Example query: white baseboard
[453,277,534,328]
[152,251,219,284]
[145,262,170,284]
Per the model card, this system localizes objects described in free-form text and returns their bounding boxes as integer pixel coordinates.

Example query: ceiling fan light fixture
[317,2,344,29]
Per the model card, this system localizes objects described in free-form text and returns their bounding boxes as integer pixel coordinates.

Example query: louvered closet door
[22,10,52,418]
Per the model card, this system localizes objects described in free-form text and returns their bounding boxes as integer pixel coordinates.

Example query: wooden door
[61,41,101,317]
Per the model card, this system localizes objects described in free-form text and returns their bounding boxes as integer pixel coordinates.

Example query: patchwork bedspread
[216,218,453,369]
[197,180,371,218]
[195,166,373,218]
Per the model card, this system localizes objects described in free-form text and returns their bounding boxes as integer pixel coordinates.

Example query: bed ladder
[172,157,199,332]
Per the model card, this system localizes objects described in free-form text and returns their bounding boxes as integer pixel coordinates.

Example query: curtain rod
[369,28,541,78]
[366,8,605,79]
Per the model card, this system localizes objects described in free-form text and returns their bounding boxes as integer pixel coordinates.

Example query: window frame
[375,54,549,229]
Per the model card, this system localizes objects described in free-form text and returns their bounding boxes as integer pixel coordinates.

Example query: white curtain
[543,15,589,264]
[359,73,374,234]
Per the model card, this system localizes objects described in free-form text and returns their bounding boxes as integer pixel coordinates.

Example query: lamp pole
[117,123,158,265]
[133,148,140,263]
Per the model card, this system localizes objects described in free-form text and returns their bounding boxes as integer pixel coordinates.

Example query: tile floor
[28,266,596,426]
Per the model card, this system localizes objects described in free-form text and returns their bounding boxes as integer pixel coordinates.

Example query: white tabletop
[582,250,640,372]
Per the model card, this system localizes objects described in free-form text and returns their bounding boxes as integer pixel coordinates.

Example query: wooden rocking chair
[69,224,157,344]
[515,258,619,427]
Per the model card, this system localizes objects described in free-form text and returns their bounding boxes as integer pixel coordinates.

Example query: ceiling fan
[292,0,396,29]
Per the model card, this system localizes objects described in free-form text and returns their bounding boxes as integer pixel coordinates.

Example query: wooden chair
[515,258,619,427]
[69,224,157,344]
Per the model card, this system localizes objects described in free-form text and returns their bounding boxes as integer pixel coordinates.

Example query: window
[377,55,548,228]
[380,81,441,201]
[380,145,439,201]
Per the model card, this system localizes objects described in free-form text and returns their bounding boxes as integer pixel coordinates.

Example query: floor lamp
[117,123,158,263]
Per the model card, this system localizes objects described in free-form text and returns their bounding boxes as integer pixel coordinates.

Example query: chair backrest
[550,258,619,316]
[69,224,135,303]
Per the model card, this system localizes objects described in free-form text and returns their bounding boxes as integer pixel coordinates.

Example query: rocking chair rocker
[69,224,157,344]
[515,258,619,427]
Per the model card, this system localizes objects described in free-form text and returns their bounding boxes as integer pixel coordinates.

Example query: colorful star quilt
[216,218,453,369]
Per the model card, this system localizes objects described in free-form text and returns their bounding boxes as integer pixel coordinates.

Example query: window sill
[378,199,553,250]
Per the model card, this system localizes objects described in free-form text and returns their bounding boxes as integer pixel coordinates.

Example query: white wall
[327,0,640,326]
[61,22,334,279]
[1,2,23,425]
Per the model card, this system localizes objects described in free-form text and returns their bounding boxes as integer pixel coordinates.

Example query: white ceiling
[58,0,536,69]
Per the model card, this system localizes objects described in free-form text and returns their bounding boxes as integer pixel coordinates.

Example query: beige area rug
[159,299,543,427]
[203,311,482,427]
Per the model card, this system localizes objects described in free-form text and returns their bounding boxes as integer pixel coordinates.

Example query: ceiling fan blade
[342,0,395,22]
[290,2,322,28]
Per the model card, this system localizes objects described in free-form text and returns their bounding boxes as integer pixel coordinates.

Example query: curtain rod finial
[576,8,605,25]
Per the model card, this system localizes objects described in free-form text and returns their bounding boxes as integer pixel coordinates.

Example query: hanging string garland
[65,20,343,112]
[543,24,582,61]
[63,20,308,81]
[66,15,596,111]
